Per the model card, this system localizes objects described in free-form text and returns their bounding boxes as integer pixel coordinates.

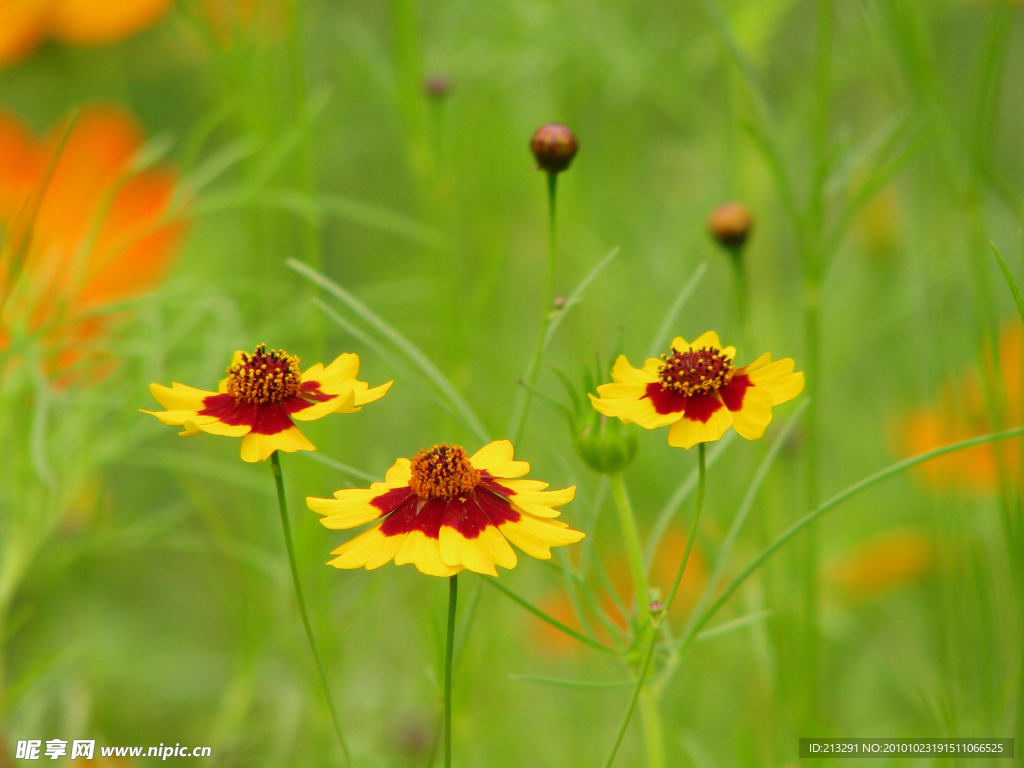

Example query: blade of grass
[990,242,1024,323]
[288,258,490,444]
[648,262,707,357]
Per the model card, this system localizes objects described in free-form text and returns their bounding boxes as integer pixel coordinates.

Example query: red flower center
[226,344,301,405]
[659,346,734,396]
[409,444,481,500]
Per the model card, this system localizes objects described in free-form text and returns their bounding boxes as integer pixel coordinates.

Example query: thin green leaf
[991,242,1024,324]
[518,379,574,424]
[509,675,635,690]
[643,432,735,568]
[647,262,708,357]
[288,258,490,444]
[687,401,807,624]
[543,246,621,349]
[311,296,469,430]
[485,577,618,656]
[694,609,772,643]
[302,451,378,485]
[680,426,1024,659]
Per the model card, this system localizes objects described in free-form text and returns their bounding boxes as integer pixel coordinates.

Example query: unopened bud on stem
[708,201,753,251]
[530,124,578,174]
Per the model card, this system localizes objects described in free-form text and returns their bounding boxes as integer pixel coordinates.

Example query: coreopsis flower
[143,344,391,463]
[308,440,584,577]
[589,332,804,449]
[899,321,1021,493]
[0,106,184,375]
[0,0,174,65]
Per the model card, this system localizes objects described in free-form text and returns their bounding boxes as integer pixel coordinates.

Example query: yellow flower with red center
[0,106,184,376]
[0,0,175,65]
[589,331,804,449]
[143,344,391,463]
[308,440,584,577]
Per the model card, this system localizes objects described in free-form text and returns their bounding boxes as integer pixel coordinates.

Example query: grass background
[2,0,1024,766]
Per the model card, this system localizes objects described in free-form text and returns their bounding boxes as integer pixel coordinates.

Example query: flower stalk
[510,172,559,444]
[609,473,651,623]
[271,451,353,767]
[602,444,707,768]
[444,574,458,768]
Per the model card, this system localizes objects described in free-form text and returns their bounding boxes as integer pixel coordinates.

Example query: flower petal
[498,514,585,560]
[148,382,215,411]
[669,336,691,353]
[287,388,358,422]
[470,439,530,478]
[747,358,805,405]
[439,499,501,575]
[667,397,732,449]
[328,523,408,570]
[395,530,462,576]
[239,425,315,462]
[689,331,722,350]
[610,354,659,384]
[724,380,775,440]
[309,485,415,530]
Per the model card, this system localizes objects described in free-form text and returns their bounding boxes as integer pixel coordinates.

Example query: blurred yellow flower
[309,441,584,577]
[144,345,391,463]
[0,106,184,375]
[590,331,804,449]
[899,322,1021,493]
[827,528,933,601]
[0,0,175,65]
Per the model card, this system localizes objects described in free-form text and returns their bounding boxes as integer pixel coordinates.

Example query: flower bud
[708,201,753,251]
[575,408,639,475]
[530,124,578,174]
[424,75,452,100]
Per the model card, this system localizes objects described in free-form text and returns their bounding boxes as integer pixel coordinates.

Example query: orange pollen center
[409,444,481,500]
[658,346,735,396]
[226,344,302,405]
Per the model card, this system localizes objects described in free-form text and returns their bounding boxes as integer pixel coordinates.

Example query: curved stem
[444,574,459,768]
[609,473,650,622]
[271,452,353,767]
[601,444,707,768]
[510,172,558,443]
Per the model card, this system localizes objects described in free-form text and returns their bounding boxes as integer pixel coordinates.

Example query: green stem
[638,691,666,768]
[444,574,458,768]
[510,172,558,443]
[271,452,353,767]
[602,444,707,768]
[609,473,650,622]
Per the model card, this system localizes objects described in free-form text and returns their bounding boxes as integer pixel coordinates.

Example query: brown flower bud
[708,201,753,251]
[530,124,578,174]
[424,75,452,100]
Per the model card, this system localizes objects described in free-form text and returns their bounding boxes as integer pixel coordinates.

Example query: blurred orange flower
[534,527,707,654]
[899,322,1022,493]
[0,106,184,376]
[0,0,175,65]
[827,528,933,602]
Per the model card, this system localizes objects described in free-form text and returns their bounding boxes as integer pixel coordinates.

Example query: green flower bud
[575,408,639,475]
